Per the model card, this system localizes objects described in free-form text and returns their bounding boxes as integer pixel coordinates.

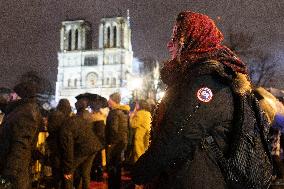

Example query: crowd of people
[0,10,283,189]
[0,87,153,189]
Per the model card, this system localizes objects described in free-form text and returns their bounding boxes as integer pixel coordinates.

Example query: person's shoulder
[189,60,232,82]
[18,99,42,116]
[64,115,79,125]
[49,110,64,118]
[117,104,130,112]
[173,74,233,108]
[191,60,224,74]
[193,74,227,88]
[112,105,130,116]
[137,110,151,117]
[184,73,230,95]
[109,108,119,116]
[94,120,105,127]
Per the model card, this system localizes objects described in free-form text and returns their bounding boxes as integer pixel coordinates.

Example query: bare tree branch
[225,30,279,87]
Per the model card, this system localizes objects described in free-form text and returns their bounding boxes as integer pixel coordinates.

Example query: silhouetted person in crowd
[89,96,109,181]
[60,99,102,189]
[0,81,43,189]
[106,92,130,189]
[46,98,72,189]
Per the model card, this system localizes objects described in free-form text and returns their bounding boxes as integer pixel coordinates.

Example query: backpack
[202,93,273,189]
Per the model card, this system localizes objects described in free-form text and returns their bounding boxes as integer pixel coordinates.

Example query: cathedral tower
[60,20,92,51]
[99,17,132,51]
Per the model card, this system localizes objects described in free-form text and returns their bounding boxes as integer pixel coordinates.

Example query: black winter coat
[106,106,129,166]
[106,107,129,147]
[60,115,103,174]
[46,110,66,157]
[0,98,42,189]
[132,60,255,189]
[92,120,106,146]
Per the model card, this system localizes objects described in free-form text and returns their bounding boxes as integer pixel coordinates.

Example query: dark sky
[0,0,283,90]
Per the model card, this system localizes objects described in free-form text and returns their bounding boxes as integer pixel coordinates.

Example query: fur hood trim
[199,60,252,96]
[232,73,252,96]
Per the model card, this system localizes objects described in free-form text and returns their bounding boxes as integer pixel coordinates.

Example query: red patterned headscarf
[161,11,248,85]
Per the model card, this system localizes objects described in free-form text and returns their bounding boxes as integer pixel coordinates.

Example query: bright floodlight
[128,78,143,90]
[157,91,165,101]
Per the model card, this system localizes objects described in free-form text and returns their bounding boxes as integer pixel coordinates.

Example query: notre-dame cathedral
[56,16,134,105]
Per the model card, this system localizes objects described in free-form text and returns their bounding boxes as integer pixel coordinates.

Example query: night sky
[0,0,283,91]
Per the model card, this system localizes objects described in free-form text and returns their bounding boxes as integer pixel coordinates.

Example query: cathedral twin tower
[56,16,133,105]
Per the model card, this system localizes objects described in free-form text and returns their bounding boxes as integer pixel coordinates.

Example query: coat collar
[162,59,252,96]
[4,98,37,114]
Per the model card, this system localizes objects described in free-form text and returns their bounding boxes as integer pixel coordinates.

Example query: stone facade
[56,17,133,106]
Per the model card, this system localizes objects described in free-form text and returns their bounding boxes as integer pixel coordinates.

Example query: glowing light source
[157,91,165,101]
[128,77,143,90]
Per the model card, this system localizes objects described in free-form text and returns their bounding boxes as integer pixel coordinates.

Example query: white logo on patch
[196,87,213,102]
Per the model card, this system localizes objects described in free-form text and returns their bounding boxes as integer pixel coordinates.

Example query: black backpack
[202,93,273,189]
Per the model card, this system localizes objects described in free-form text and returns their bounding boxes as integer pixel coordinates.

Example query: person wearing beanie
[0,81,43,189]
[106,92,130,189]
[131,11,272,189]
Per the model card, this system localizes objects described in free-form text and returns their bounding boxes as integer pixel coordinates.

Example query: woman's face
[167,39,179,60]
[167,25,179,60]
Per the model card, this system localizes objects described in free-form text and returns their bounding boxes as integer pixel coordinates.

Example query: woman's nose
[167,40,173,49]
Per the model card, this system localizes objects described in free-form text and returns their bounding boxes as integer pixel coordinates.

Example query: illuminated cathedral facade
[55,16,133,105]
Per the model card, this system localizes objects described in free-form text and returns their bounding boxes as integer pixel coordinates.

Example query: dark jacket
[46,110,66,157]
[93,120,106,146]
[105,105,130,167]
[106,105,130,147]
[60,114,102,174]
[132,60,254,189]
[0,98,42,189]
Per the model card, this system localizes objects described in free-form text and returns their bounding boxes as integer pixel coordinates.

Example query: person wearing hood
[131,11,272,189]
[0,81,43,189]
[106,92,130,189]
[46,98,72,189]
